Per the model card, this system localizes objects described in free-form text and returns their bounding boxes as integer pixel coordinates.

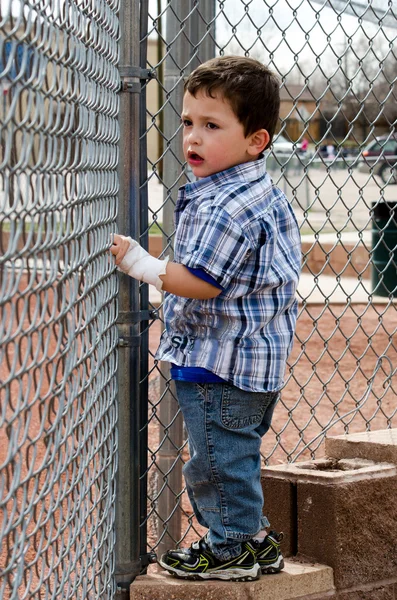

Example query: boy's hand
[110,234,168,291]
[110,234,131,266]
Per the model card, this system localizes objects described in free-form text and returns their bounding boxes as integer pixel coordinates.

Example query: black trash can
[371,201,397,297]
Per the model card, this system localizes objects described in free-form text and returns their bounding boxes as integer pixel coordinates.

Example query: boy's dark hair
[184,55,280,148]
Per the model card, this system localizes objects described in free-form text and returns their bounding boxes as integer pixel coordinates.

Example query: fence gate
[130,0,397,580]
[0,0,120,596]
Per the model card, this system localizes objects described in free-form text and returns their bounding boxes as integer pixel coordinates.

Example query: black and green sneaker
[159,537,261,581]
[253,531,284,574]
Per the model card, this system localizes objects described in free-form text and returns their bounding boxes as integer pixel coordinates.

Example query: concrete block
[294,459,397,589]
[335,585,395,600]
[326,429,397,465]
[261,471,296,557]
[263,457,395,484]
[263,458,397,589]
[310,583,396,600]
[130,560,334,600]
[262,457,396,561]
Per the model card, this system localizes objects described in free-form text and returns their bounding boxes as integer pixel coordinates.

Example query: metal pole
[157,0,216,557]
[189,0,216,68]
[157,0,164,180]
[157,0,188,558]
[138,0,157,575]
[115,0,142,588]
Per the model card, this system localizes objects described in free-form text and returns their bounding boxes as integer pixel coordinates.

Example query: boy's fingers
[111,233,123,246]
[109,235,134,268]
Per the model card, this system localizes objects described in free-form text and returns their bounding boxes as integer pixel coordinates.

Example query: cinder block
[335,585,395,600]
[131,560,334,600]
[326,429,397,465]
[309,584,395,600]
[295,459,397,589]
[261,471,296,557]
[263,458,397,590]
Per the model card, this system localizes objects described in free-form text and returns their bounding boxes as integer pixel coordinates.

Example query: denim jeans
[175,380,279,561]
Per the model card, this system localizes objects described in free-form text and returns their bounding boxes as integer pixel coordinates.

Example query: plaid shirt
[156,156,301,392]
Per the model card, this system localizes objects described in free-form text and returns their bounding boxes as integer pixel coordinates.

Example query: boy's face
[182,90,260,178]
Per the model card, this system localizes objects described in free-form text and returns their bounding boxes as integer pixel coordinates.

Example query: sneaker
[253,530,285,574]
[159,537,261,581]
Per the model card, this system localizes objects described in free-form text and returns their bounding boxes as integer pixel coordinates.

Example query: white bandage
[118,237,169,291]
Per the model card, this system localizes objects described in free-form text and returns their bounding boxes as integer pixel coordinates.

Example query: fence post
[157,0,216,557]
[156,0,188,558]
[114,0,143,589]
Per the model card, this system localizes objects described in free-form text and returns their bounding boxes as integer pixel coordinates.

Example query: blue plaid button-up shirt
[156,156,301,392]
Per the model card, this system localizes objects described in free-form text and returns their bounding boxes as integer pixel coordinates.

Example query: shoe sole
[159,559,261,581]
[259,556,284,574]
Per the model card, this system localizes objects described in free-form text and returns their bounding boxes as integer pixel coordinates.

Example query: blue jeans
[175,381,279,562]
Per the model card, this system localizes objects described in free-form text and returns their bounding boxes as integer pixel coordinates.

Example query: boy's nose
[187,128,201,144]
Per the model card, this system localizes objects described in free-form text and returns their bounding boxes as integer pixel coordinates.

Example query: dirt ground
[146,302,397,561]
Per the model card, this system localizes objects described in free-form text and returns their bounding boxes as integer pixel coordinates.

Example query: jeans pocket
[221,386,278,430]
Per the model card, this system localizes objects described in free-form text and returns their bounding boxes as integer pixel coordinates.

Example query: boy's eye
[206,122,218,130]
[182,119,192,127]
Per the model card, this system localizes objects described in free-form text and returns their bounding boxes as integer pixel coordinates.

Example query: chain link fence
[0,0,120,595]
[138,0,397,565]
[1,0,397,593]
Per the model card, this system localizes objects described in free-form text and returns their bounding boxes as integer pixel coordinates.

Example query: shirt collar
[181,154,267,199]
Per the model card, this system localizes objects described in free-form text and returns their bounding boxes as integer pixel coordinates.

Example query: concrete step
[325,428,397,465]
[130,559,334,600]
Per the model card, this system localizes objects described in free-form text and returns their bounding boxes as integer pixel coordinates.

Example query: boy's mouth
[187,151,204,165]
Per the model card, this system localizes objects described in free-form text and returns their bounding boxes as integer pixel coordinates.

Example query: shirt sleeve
[185,267,224,290]
[181,205,252,289]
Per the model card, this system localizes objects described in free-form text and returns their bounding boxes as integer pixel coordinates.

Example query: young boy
[111,55,301,582]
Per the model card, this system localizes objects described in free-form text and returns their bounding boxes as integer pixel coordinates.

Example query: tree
[302,32,397,143]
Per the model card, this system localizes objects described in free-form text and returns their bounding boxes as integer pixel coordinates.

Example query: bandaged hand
[110,234,169,291]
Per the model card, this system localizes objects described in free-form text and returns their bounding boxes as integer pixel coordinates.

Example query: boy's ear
[247,129,270,156]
